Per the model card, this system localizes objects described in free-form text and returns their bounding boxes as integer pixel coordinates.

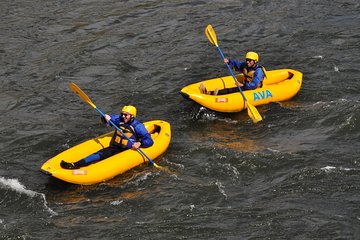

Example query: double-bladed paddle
[205,24,263,123]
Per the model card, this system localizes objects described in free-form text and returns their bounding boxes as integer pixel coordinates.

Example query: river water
[1,0,360,239]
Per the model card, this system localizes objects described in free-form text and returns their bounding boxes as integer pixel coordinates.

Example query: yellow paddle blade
[205,24,218,47]
[246,102,263,123]
[69,82,96,109]
[153,163,176,174]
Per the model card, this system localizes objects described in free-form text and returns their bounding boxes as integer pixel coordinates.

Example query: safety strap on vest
[112,121,140,147]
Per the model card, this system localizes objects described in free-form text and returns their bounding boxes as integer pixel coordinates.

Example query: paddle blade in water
[246,103,262,123]
[153,163,174,174]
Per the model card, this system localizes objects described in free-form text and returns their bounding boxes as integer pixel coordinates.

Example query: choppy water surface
[1,0,360,239]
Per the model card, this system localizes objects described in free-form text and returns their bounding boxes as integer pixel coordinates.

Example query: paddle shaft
[216,46,249,102]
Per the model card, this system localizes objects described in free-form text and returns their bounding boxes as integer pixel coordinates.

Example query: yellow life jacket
[111,122,138,148]
[242,65,267,85]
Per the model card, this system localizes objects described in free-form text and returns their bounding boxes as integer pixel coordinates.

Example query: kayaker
[199,51,266,95]
[60,105,154,169]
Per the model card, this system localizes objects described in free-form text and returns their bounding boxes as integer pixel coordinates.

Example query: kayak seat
[149,124,161,139]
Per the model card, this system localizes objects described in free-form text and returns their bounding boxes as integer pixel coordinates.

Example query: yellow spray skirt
[180,69,303,112]
[40,120,171,185]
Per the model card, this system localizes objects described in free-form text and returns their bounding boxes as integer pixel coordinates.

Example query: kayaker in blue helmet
[200,51,266,95]
[60,105,154,169]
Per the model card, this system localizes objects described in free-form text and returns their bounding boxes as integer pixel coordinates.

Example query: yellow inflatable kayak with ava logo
[40,120,171,185]
[180,69,302,113]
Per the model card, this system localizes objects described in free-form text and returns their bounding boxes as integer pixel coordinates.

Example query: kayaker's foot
[60,160,80,169]
[199,83,219,95]
[199,82,207,94]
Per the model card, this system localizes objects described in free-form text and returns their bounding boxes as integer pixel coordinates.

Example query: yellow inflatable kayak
[40,120,171,185]
[180,69,303,113]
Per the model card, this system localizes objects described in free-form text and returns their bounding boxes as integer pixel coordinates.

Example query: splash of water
[0,177,57,216]
[214,180,227,199]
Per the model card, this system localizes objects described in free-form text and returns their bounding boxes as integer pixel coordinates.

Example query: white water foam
[124,172,155,188]
[320,166,356,173]
[0,177,57,216]
[214,180,227,199]
[313,55,323,59]
[110,200,123,206]
[320,166,336,173]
